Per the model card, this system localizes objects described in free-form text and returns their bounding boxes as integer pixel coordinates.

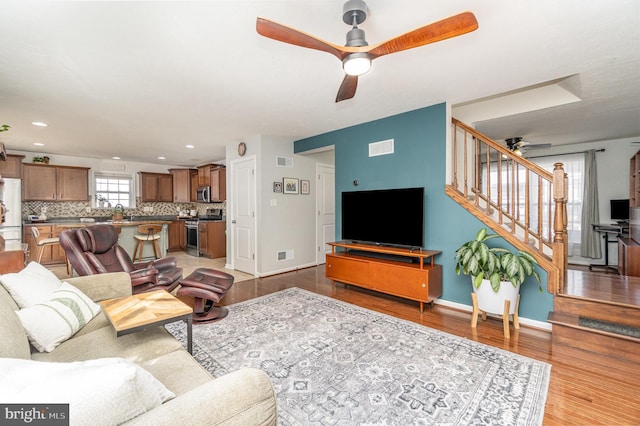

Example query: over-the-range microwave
[196,186,211,203]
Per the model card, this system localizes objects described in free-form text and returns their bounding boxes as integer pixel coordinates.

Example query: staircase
[446,118,567,294]
[446,118,640,371]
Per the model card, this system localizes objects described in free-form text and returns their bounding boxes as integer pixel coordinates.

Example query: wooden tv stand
[326,241,442,312]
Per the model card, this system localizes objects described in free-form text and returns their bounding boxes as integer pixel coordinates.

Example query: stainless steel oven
[185,220,199,256]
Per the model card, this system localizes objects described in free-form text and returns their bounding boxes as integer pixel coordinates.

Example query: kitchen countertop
[23,216,225,226]
[52,220,172,229]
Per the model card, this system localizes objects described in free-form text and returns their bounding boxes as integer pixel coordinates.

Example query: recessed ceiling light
[158,156,166,160]
[33,142,45,146]
[112,156,121,160]
[32,122,48,127]
[185,144,195,149]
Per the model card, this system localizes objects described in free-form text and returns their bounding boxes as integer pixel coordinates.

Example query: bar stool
[31,227,69,274]
[133,224,163,262]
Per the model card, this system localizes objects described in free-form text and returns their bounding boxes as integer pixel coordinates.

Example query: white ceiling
[0,1,638,167]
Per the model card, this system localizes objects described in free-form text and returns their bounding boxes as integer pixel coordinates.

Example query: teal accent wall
[294,103,553,322]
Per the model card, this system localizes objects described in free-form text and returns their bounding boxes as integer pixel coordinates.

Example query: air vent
[276,156,294,167]
[368,139,394,157]
[277,249,294,261]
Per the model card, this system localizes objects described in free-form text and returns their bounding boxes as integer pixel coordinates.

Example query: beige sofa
[0,271,277,425]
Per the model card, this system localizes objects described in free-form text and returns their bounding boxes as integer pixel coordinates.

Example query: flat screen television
[341,187,424,248]
[610,199,630,221]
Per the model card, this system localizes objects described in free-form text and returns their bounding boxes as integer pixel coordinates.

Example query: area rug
[165,288,550,425]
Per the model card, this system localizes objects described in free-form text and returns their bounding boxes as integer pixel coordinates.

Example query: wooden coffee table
[101,290,194,354]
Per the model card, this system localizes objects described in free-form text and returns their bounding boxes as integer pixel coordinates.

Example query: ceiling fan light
[343,53,371,76]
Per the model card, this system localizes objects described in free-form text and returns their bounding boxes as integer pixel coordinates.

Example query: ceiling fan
[505,137,551,156]
[256,0,478,102]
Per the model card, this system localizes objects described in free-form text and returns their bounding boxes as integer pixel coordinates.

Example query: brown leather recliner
[60,224,183,294]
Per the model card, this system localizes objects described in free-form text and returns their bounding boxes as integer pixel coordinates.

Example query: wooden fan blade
[366,12,478,59]
[336,75,358,102]
[256,17,349,61]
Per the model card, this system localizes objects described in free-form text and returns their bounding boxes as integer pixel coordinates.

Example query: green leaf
[473,273,484,288]
[476,228,487,241]
[489,273,501,292]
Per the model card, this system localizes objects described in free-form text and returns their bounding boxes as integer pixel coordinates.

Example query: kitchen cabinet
[140,172,173,202]
[197,164,212,186]
[198,221,208,256]
[210,167,226,201]
[190,169,198,202]
[0,154,25,178]
[22,164,89,201]
[0,242,26,273]
[169,168,197,203]
[198,221,226,258]
[23,224,66,264]
[168,219,186,251]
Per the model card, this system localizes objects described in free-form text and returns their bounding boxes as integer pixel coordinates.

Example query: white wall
[225,135,317,277]
[529,137,638,265]
[258,136,316,275]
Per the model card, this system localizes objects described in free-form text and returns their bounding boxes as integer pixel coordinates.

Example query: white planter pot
[473,279,520,315]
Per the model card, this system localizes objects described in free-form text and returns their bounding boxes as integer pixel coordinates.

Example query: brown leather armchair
[60,224,183,294]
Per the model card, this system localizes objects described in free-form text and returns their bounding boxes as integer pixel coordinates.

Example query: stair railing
[447,118,568,294]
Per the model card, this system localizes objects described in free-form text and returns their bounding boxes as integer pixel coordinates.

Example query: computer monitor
[610,199,629,221]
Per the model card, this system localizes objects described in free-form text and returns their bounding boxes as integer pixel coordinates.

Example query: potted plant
[112,203,125,222]
[454,228,541,316]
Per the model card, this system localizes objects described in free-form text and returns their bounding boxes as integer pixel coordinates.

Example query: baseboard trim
[434,298,552,332]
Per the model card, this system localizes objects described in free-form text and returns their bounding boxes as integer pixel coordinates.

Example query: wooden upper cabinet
[56,167,89,201]
[197,165,212,186]
[22,164,89,201]
[0,154,25,178]
[157,173,173,202]
[140,172,173,202]
[169,168,196,203]
[190,169,198,202]
[210,167,226,202]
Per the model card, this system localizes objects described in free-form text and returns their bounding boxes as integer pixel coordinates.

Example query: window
[481,153,585,256]
[531,153,585,256]
[94,173,133,208]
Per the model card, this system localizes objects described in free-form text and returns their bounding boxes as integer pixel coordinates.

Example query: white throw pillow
[15,281,101,352]
[0,357,175,426]
[0,261,62,308]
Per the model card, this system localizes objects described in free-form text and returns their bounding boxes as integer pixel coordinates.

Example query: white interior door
[316,164,335,264]
[231,156,256,274]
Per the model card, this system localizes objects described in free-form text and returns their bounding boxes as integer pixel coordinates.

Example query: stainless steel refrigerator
[0,178,22,242]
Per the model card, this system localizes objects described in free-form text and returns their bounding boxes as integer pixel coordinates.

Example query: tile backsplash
[22,199,225,219]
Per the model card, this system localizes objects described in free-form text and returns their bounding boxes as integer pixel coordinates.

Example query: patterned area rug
[166,288,550,425]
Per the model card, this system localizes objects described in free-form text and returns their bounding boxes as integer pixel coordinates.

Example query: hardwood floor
[50,255,640,425]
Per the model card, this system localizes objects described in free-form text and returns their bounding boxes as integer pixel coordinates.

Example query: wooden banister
[447,118,568,294]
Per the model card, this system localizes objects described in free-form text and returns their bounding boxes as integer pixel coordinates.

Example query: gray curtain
[580,149,601,258]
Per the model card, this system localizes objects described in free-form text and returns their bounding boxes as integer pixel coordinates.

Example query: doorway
[316,163,335,264]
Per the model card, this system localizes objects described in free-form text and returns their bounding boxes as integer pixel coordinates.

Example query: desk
[589,224,629,273]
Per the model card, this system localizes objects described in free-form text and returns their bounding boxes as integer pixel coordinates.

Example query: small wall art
[283,177,299,194]
[301,180,310,194]
[273,181,282,193]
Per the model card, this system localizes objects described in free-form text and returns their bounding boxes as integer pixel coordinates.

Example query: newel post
[551,163,567,294]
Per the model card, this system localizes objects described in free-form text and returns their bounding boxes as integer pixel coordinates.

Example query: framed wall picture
[301,180,310,194]
[283,177,299,194]
[273,181,282,193]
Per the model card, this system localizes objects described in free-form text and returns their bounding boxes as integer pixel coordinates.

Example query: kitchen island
[26,220,171,264]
